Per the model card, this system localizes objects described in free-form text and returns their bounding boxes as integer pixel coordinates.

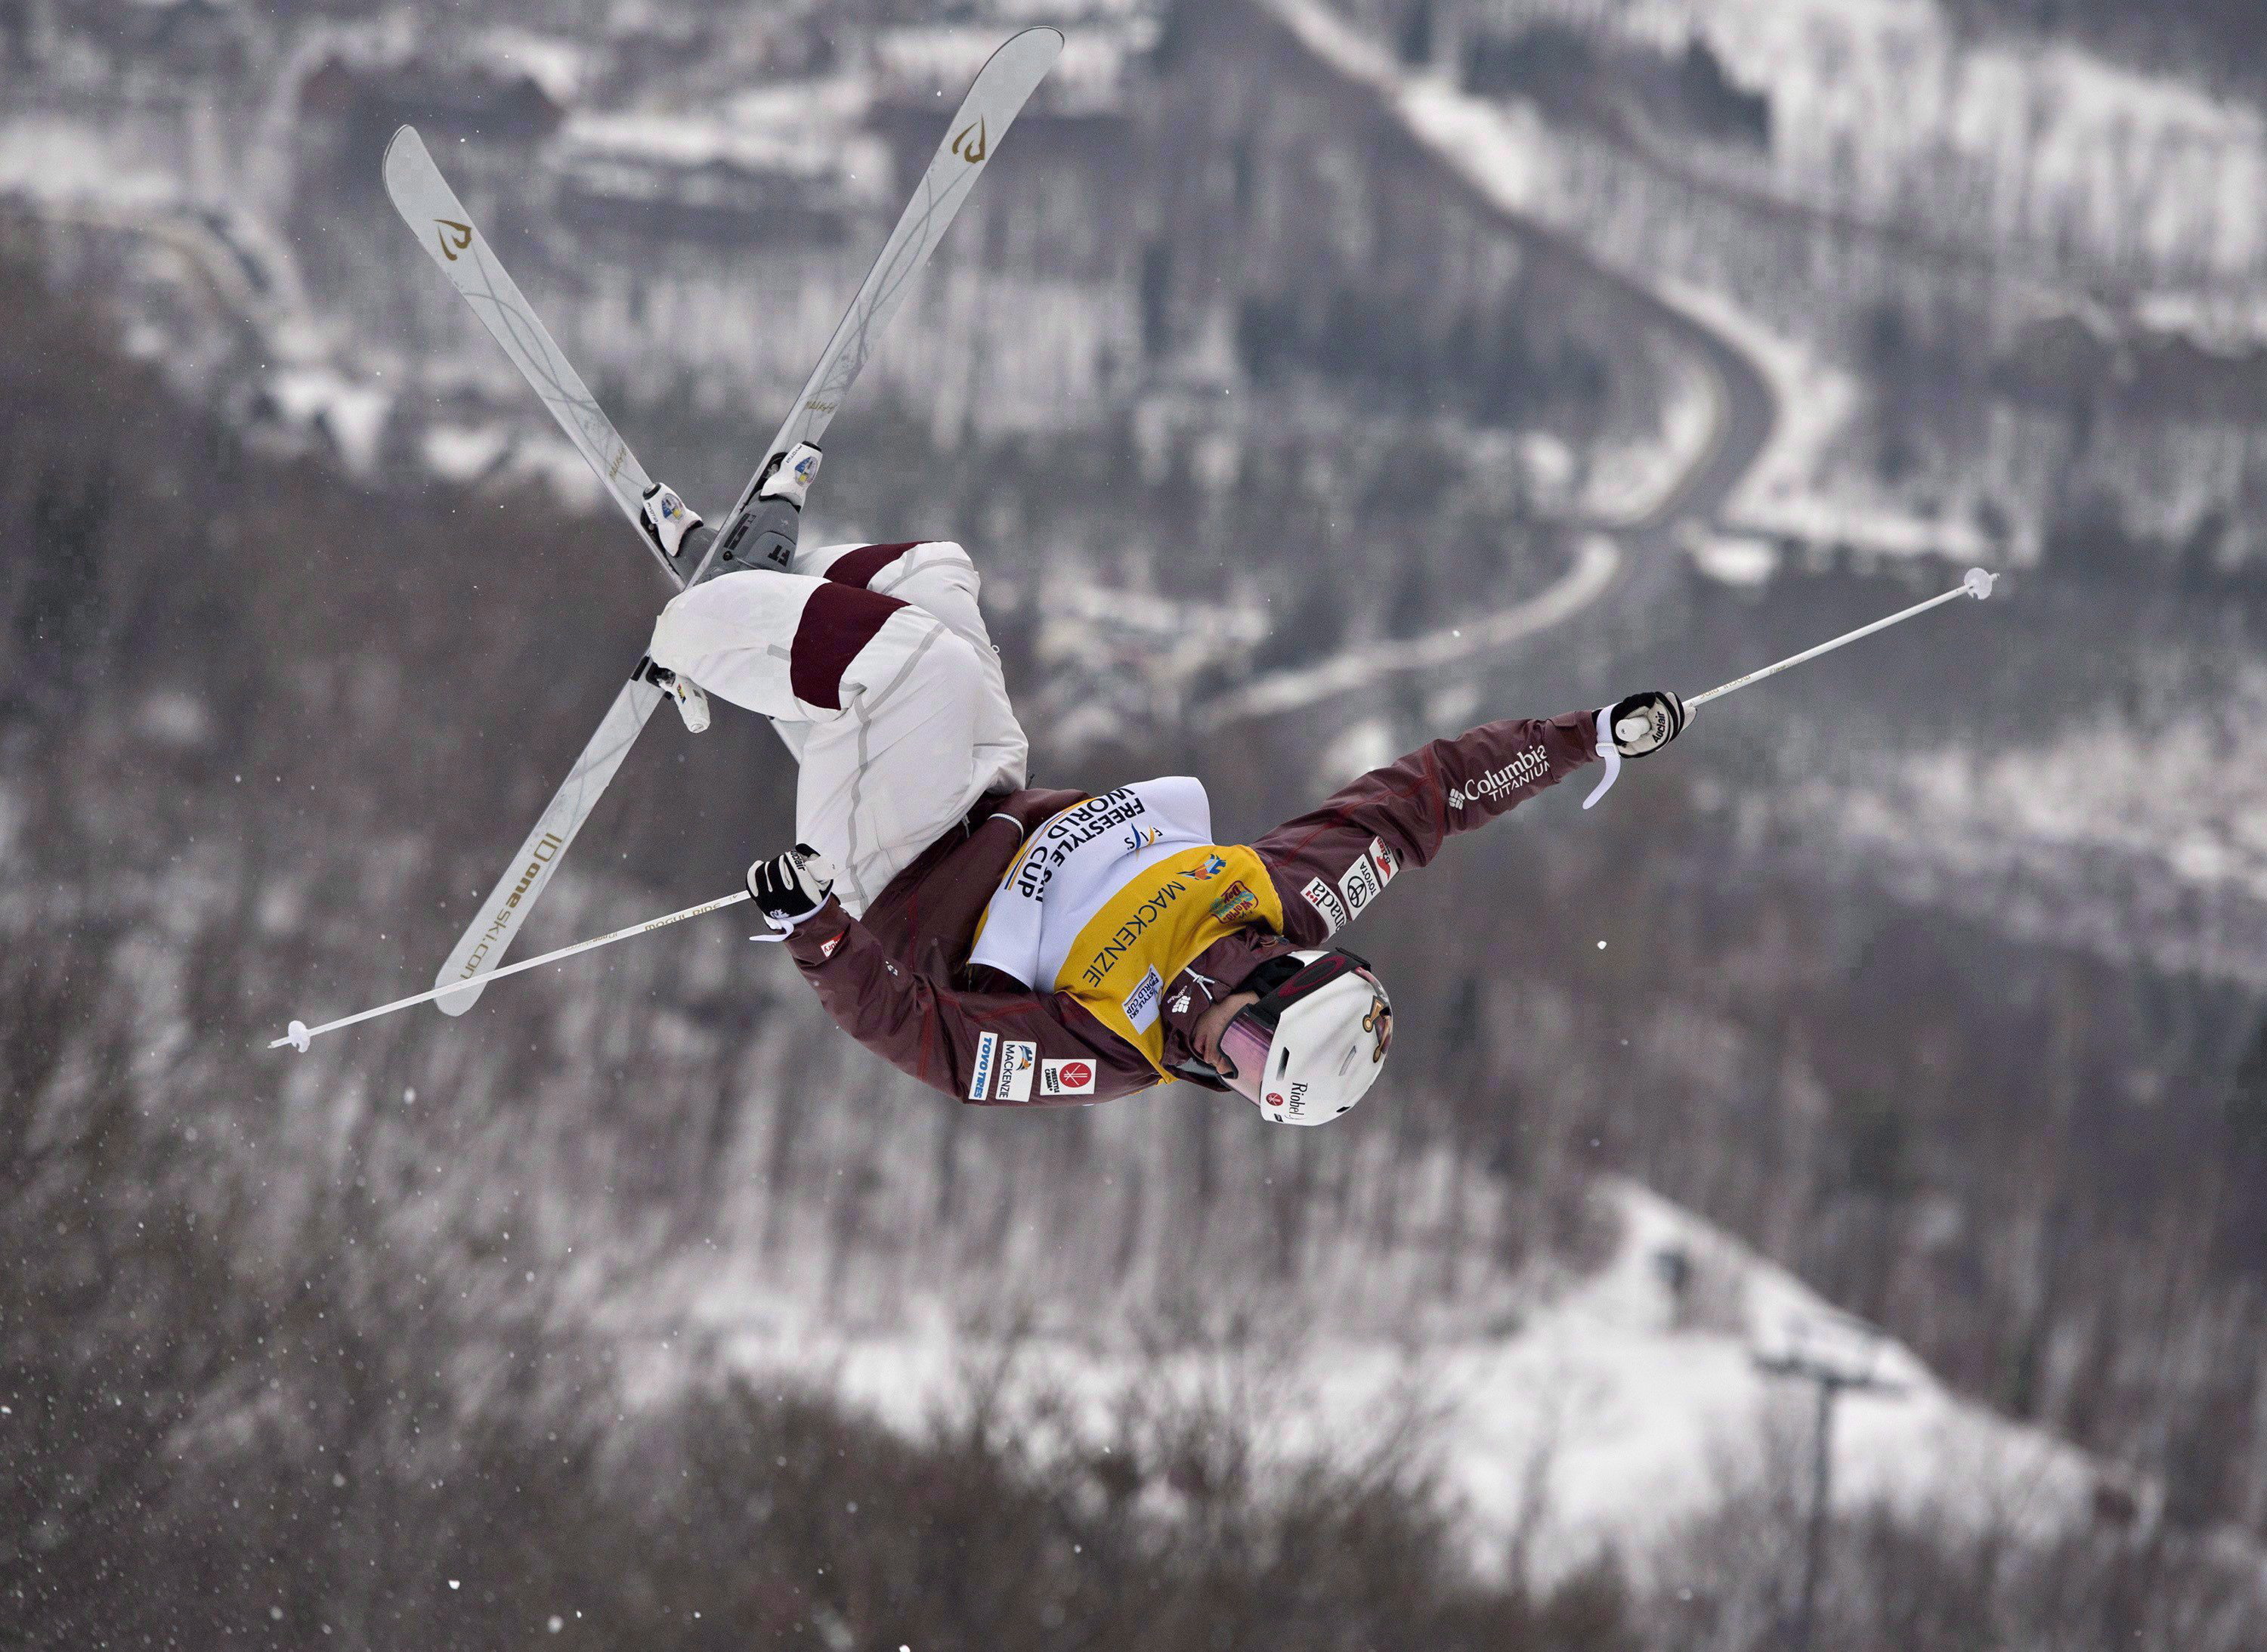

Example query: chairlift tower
[1750,1310,1908,1652]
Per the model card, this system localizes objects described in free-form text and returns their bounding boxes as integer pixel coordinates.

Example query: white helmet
[1214,949,1393,1125]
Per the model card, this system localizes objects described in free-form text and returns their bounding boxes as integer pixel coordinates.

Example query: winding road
[1205,0,1779,727]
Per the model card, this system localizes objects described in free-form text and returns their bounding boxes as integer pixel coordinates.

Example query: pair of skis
[364,30,1061,1027]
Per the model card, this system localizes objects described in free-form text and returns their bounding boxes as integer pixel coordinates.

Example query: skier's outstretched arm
[1252,695,1684,942]
[750,849,1143,1103]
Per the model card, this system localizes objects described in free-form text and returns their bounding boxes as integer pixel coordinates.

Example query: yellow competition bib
[1054,844,1285,1081]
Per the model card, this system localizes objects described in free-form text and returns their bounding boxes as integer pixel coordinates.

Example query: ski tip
[1962,567,1997,601]
[998,25,1064,63]
[382,125,426,174]
[432,979,484,1016]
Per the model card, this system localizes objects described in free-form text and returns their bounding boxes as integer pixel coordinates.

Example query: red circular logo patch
[1266,1092,1285,1107]
[1060,1061,1093,1087]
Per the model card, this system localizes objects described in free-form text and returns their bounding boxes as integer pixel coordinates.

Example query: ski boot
[641,483,703,561]
[713,442,822,576]
[640,658,711,734]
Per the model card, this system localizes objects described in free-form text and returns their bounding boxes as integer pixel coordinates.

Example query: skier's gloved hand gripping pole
[747,846,837,931]
[1582,565,1998,809]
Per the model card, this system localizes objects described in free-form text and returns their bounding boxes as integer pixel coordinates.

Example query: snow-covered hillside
[16,6,2267,1637]
[1461,0,2267,302]
[663,1175,2108,1583]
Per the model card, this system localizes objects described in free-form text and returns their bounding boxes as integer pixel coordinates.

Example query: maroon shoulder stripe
[790,583,907,710]
[824,541,923,590]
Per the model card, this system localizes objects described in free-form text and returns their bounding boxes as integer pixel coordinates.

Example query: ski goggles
[1211,949,1378,1103]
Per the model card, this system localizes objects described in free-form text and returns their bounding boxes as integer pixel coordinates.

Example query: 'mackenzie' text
[1078,876,1187,988]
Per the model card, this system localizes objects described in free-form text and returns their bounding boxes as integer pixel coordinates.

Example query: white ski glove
[1608,689,1689,758]
[1582,690,1690,811]
[747,843,838,931]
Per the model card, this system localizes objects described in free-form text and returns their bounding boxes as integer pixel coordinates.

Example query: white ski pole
[271,889,760,1053]
[1585,566,1997,809]
[1687,565,1997,711]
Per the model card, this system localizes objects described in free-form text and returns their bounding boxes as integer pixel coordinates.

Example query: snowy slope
[665,1175,2104,1583]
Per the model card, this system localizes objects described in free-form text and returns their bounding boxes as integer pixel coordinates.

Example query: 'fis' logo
[1180,855,1226,881]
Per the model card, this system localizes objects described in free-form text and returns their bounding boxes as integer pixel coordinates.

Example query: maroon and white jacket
[781,710,1603,1104]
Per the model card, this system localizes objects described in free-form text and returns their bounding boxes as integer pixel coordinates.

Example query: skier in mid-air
[636,504,1688,1123]
[273,32,1987,1070]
